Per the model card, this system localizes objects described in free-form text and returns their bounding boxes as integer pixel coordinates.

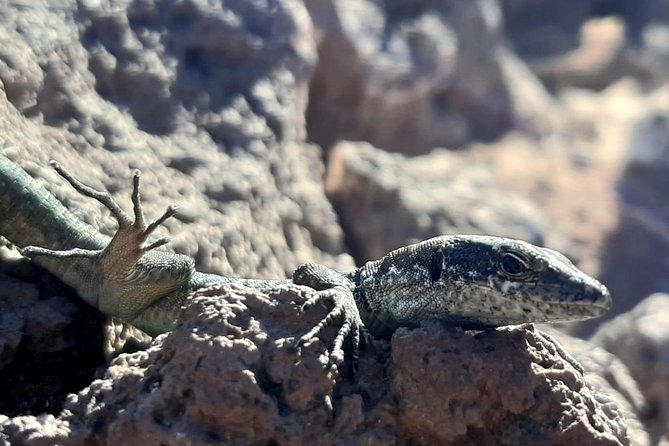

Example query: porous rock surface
[542,328,650,445]
[1,285,634,445]
[0,0,653,443]
[593,293,669,443]
[0,0,349,420]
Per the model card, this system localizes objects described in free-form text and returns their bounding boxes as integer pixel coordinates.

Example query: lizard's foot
[292,263,366,366]
[23,161,179,272]
[297,285,365,366]
[21,161,194,320]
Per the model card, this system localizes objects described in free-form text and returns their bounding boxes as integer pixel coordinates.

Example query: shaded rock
[624,111,669,200]
[528,17,633,92]
[592,293,669,443]
[637,24,669,87]
[326,140,551,262]
[0,247,106,416]
[0,0,350,417]
[500,0,591,58]
[598,109,669,320]
[501,1,669,90]
[305,0,554,154]
[0,285,634,445]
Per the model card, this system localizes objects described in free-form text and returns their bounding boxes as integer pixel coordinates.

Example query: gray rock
[0,0,350,417]
[597,112,669,321]
[326,140,551,261]
[543,327,650,445]
[305,0,553,154]
[625,111,669,198]
[593,293,669,443]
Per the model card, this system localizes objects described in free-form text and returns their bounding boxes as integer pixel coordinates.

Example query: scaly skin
[0,155,612,366]
[0,155,287,336]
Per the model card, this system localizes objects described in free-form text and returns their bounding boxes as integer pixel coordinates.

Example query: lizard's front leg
[21,161,195,321]
[293,263,365,365]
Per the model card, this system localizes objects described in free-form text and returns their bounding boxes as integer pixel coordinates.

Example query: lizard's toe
[297,286,365,367]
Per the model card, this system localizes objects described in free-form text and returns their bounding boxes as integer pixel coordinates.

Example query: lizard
[0,154,612,366]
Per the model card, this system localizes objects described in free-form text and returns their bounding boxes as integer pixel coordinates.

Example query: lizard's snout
[598,285,612,310]
[585,281,612,312]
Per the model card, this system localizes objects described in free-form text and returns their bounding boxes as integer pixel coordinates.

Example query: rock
[500,0,591,58]
[391,324,633,445]
[541,328,650,445]
[0,247,106,416]
[326,140,551,262]
[0,0,657,441]
[528,17,631,92]
[0,0,348,278]
[597,109,669,321]
[501,0,669,90]
[592,293,669,442]
[624,110,669,198]
[0,0,350,417]
[0,285,635,445]
[305,0,554,154]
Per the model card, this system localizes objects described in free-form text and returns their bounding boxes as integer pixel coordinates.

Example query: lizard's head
[420,235,612,328]
[363,235,612,330]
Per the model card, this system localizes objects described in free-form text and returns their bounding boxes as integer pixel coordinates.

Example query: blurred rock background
[0,0,668,444]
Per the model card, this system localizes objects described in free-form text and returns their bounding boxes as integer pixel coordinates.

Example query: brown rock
[0,285,635,445]
[592,293,669,442]
[305,0,554,154]
[0,0,350,418]
[326,140,552,262]
[391,324,633,445]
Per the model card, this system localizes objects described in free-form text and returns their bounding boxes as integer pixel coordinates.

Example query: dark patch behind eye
[429,248,444,282]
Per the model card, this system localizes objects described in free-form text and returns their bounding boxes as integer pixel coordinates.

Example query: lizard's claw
[22,161,183,273]
[298,285,364,366]
[21,161,194,321]
[49,161,178,253]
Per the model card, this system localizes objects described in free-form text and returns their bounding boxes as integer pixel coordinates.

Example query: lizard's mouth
[460,279,612,325]
[529,283,612,322]
[538,280,612,313]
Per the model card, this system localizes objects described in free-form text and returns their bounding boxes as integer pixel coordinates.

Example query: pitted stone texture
[0,0,349,418]
[391,325,632,445]
[1,286,633,445]
[541,328,650,445]
[0,0,349,279]
[593,293,669,443]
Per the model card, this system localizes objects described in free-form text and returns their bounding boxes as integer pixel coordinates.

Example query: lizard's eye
[499,251,530,277]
